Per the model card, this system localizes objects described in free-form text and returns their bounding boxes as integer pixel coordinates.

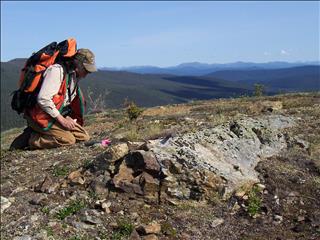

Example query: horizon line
[101,60,320,69]
[2,57,319,69]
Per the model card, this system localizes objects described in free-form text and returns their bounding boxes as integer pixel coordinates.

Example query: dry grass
[142,104,191,117]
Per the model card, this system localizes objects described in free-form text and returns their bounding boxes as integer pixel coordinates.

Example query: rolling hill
[102,61,320,76]
[1,59,319,132]
[1,59,251,132]
[205,66,320,92]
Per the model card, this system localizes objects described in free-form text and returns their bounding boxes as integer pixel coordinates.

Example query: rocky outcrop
[149,115,294,198]
[104,114,295,201]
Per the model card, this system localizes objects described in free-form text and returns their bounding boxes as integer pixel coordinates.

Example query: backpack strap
[67,71,78,103]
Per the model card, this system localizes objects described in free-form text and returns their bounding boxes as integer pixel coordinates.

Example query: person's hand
[56,115,77,130]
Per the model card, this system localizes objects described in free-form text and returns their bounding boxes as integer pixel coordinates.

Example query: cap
[75,48,97,72]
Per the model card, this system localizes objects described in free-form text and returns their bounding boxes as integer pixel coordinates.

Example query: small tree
[123,98,143,121]
[254,84,265,97]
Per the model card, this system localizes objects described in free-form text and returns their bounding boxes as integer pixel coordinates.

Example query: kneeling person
[10,49,97,150]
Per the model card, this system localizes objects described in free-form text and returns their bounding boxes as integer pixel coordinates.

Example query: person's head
[73,48,97,79]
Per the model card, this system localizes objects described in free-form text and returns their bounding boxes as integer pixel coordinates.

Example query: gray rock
[143,235,158,240]
[126,150,161,176]
[89,180,109,199]
[211,218,224,227]
[148,115,295,197]
[29,194,47,206]
[273,215,283,224]
[36,176,60,194]
[1,196,12,213]
[81,210,102,225]
[294,137,309,149]
[13,236,32,240]
[129,229,142,240]
[72,221,95,229]
[136,222,161,235]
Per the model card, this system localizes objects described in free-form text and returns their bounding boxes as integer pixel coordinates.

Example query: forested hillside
[1,59,319,132]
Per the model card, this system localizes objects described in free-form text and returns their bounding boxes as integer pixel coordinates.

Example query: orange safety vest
[26,74,85,131]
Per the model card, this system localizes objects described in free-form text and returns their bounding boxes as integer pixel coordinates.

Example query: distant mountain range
[1,58,319,131]
[100,61,320,76]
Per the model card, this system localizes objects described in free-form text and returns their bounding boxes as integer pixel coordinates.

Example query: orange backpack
[11,38,77,114]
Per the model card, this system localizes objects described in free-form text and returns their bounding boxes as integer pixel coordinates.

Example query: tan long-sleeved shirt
[37,64,77,118]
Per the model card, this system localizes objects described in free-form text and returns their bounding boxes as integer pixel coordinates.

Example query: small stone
[70,176,86,185]
[288,191,299,197]
[242,195,248,200]
[48,221,58,227]
[126,151,161,176]
[68,169,82,181]
[180,233,191,240]
[104,208,111,214]
[13,236,32,240]
[273,215,283,224]
[72,221,95,229]
[297,216,305,222]
[211,218,224,227]
[294,138,309,149]
[166,199,178,206]
[36,176,60,194]
[292,224,304,233]
[129,229,141,240]
[29,194,47,206]
[118,182,144,195]
[35,229,47,240]
[30,214,39,222]
[256,184,266,191]
[10,187,27,196]
[139,172,160,197]
[131,212,139,220]
[127,141,145,151]
[82,215,102,225]
[235,190,246,198]
[136,222,161,235]
[143,234,158,240]
[90,180,109,199]
[230,202,240,215]
[110,203,123,213]
[110,143,129,161]
[81,210,102,225]
[101,201,111,210]
[113,162,134,188]
[1,196,12,213]
[60,180,68,188]
[109,222,118,228]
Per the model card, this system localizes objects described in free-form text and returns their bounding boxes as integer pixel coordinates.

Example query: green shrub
[123,99,143,121]
[161,222,177,237]
[247,186,261,217]
[52,165,69,177]
[111,218,134,240]
[41,206,50,215]
[56,200,86,220]
[253,84,265,97]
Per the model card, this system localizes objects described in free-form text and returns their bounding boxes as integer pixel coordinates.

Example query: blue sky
[1,1,319,67]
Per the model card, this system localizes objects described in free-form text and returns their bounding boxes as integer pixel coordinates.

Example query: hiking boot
[9,127,33,150]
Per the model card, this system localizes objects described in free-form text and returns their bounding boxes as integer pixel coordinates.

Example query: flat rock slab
[148,115,295,195]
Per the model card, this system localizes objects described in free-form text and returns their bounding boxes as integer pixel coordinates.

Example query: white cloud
[263,52,271,56]
[280,49,289,55]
